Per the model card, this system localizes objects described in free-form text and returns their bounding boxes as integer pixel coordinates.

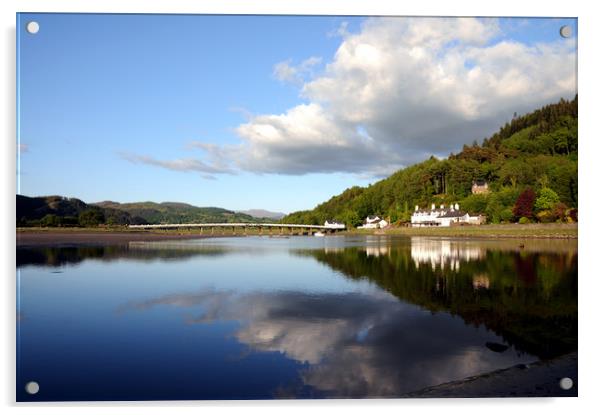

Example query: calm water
[16,235,577,401]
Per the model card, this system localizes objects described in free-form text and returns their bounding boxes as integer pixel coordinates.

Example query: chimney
[431,204,435,210]
[415,205,419,211]
[440,204,444,210]
[455,203,459,210]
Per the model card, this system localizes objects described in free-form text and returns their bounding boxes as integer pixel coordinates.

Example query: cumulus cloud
[125,17,576,177]
[231,17,576,175]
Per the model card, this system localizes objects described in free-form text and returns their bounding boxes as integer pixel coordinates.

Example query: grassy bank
[17,222,578,239]
[343,223,578,239]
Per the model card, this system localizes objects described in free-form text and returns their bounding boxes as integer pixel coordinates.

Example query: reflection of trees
[296,245,577,359]
[16,244,230,268]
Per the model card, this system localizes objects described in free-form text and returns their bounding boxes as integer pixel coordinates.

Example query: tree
[534,188,560,212]
[40,214,60,227]
[78,209,105,227]
[513,188,536,219]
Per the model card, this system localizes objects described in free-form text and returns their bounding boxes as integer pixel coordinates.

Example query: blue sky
[17,14,577,213]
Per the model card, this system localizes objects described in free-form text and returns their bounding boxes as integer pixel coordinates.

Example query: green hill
[93,201,262,224]
[283,96,578,226]
[17,196,269,227]
[16,195,139,227]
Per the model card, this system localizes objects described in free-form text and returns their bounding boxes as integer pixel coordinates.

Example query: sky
[17,14,577,213]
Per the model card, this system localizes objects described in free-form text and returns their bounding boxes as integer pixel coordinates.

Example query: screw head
[559,377,573,390]
[559,25,572,38]
[26,21,40,34]
[25,381,39,395]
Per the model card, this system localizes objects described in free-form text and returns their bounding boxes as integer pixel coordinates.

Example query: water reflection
[17,236,577,400]
[118,287,531,397]
[295,237,577,360]
[410,237,484,270]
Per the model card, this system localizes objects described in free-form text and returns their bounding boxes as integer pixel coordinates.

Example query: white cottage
[324,220,346,229]
[357,215,387,229]
[411,203,481,227]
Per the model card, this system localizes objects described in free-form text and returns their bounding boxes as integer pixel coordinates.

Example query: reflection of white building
[411,204,484,227]
[324,220,346,229]
[410,238,484,271]
[357,216,389,229]
[472,274,491,290]
[365,246,391,257]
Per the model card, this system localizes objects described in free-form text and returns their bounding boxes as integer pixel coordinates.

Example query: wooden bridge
[128,223,346,236]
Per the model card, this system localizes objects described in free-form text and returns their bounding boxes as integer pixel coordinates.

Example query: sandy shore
[403,352,577,398]
[16,231,212,247]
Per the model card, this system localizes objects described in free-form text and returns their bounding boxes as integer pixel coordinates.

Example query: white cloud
[119,152,232,180]
[273,56,322,84]
[235,17,576,175]
[126,17,577,178]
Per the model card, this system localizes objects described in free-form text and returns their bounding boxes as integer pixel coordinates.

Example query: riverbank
[16,228,211,247]
[369,223,577,239]
[403,352,577,398]
[17,223,578,246]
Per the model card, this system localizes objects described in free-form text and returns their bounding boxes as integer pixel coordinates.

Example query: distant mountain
[93,201,268,224]
[17,195,275,227]
[236,209,286,220]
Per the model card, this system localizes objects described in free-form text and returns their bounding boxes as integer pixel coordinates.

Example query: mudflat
[16,230,209,247]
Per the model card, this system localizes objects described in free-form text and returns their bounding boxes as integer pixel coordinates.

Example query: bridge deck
[128,223,344,230]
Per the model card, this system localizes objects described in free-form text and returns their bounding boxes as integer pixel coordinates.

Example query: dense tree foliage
[513,188,536,219]
[282,96,578,226]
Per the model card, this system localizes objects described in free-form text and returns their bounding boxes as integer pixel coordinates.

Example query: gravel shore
[403,352,577,398]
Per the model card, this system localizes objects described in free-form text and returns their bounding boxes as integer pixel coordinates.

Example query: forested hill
[283,96,578,226]
[17,196,267,227]
[93,201,261,224]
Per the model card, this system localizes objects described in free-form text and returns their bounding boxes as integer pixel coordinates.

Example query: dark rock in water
[486,342,510,353]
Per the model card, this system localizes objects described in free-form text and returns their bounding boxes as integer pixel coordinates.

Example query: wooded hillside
[283,96,578,226]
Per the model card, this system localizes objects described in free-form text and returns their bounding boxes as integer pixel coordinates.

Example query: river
[16,235,577,400]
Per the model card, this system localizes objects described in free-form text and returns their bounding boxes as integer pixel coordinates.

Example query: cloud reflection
[119,287,532,397]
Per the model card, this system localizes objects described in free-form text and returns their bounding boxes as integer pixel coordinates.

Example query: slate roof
[438,210,467,218]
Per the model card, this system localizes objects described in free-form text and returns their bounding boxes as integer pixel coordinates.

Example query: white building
[411,203,483,227]
[324,220,346,229]
[357,216,388,229]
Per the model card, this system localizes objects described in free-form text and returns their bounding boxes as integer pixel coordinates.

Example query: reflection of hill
[296,243,577,360]
[16,244,229,268]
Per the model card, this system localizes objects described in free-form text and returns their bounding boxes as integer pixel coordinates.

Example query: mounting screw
[559,377,573,390]
[559,25,572,38]
[25,381,40,395]
[26,21,39,34]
